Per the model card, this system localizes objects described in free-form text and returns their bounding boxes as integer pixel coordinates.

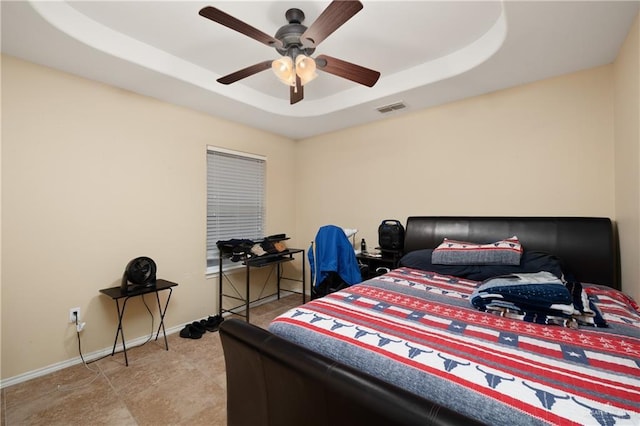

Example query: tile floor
[1,295,301,426]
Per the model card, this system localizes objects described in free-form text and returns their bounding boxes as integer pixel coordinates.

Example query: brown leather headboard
[403,216,618,289]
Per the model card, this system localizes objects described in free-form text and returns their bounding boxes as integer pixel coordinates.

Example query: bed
[219,216,640,426]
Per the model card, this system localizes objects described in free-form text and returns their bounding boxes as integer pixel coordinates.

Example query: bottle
[361,238,367,254]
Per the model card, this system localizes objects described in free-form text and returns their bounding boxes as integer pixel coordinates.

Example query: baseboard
[0,292,294,389]
[0,322,186,389]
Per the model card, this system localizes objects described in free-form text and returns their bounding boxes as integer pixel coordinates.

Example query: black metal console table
[99,279,177,366]
[219,249,305,323]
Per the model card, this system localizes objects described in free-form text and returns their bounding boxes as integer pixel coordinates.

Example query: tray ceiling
[2,1,638,139]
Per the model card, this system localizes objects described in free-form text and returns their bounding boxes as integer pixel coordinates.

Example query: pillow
[432,236,523,265]
[400,249,475,276]
[400,249,564,281]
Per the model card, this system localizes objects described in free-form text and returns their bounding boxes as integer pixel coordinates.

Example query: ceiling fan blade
[199,6,283,49]
[300,1,363,48]
[315,55,380,87]
[217,60,272,85]
[290,76,304,104]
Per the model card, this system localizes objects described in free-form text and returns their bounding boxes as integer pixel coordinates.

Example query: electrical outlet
[69,307,80,323]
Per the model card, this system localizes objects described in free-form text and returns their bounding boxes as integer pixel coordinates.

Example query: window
[207,146,266,271]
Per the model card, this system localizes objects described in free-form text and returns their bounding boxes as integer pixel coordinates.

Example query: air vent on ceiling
[376,101,407,114]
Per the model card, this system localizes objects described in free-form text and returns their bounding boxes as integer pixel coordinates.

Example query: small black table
[357,250,402,279]
[99,279,178,366]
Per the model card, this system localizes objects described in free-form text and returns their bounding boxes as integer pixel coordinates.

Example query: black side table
[99,279,178,366]
[357,250,402,279]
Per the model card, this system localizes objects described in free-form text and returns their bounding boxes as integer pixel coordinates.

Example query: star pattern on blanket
[620,340,640,356]
[498,332,519,346]
[560,345,589,364]
[447,321,467,334]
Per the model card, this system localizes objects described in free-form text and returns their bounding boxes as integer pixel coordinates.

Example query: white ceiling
[2,1,638,140]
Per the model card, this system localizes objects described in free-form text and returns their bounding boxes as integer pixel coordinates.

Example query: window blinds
[207,147,265,268]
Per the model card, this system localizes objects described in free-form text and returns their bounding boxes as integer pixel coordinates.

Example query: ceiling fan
[199,1,381,104]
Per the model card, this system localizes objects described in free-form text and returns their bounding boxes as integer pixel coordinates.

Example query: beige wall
[1,55,297,380]
[296,65,615,268]
[614,13,640,303]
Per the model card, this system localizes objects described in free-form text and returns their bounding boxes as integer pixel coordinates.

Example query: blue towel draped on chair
[309,225,362,289]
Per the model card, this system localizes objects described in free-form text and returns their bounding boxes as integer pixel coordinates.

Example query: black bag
[378,220,405,251]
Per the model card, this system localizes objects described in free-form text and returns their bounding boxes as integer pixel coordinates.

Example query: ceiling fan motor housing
[275,9,315,58]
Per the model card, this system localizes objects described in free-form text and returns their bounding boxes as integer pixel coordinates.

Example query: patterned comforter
[269,267,640,426]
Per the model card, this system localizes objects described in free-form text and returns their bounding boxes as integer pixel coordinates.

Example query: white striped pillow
[431,236,523,265]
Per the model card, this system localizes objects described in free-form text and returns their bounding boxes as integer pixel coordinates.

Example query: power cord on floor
[56,314,101,392]
[57,296,156,390]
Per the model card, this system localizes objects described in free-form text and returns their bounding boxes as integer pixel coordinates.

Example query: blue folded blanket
[470,272,607,328]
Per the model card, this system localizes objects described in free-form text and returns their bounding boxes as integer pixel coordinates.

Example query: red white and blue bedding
[269,267,640,426]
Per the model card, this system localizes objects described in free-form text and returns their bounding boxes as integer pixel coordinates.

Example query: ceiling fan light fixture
[272,56,295,85]
[272,54,318,87]
[295,55,318,85]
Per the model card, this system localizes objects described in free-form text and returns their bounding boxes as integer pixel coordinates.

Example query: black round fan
[121,257,157,293]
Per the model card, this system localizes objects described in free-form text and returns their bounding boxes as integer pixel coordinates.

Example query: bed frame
[219,216,618,426]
